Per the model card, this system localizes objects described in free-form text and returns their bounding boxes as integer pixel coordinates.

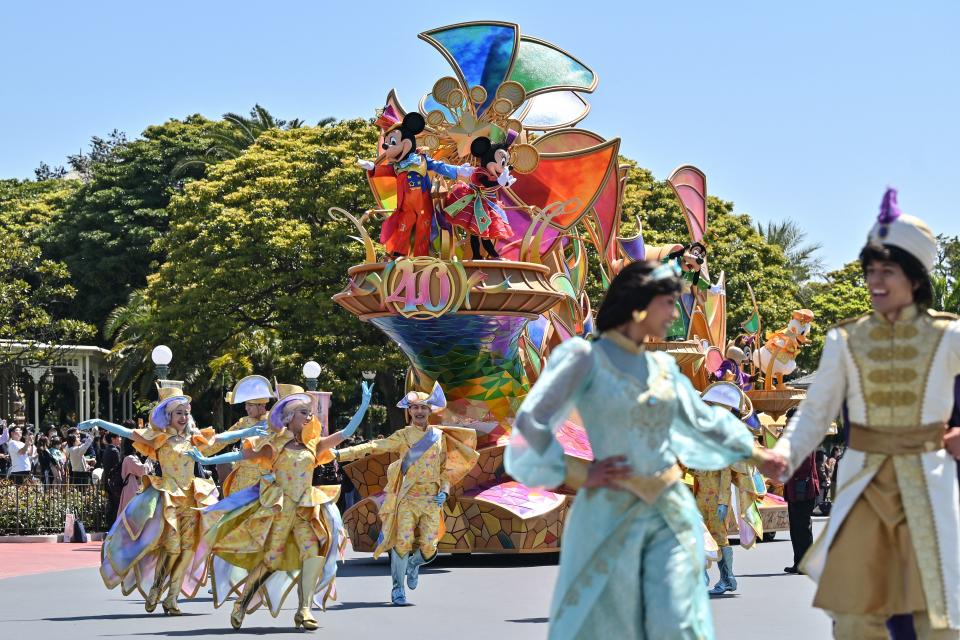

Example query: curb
[0,532,106,543]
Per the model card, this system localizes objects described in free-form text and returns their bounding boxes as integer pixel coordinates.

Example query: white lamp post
[151,345,173,379]
[302,360,322,391]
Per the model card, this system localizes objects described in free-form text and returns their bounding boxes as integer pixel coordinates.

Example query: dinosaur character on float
[752,309,815,389]
[357,111,474,258]
[443,133,536,260]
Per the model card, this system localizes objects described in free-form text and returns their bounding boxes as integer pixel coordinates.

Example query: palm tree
[208,328,284,384]
[172,106,335,177]
[757,220,825,285]
[103,288,158,397]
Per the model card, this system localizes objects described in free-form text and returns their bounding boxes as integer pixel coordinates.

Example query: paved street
[0,523,831,639]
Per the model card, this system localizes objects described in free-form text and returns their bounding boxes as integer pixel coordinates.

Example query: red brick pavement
[0,542,102,580]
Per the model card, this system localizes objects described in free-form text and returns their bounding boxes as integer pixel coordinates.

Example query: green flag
[763,428,779,449]
[741,310,760,334]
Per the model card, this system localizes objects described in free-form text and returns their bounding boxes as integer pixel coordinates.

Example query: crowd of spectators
[0,419,138,496]
[1,418,381,531]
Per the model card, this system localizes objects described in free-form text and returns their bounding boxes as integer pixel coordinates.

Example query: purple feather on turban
[878,188,901,224]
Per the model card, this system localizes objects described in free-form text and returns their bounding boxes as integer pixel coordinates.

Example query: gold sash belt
[564,459,682,503]
[613,463,683,504]
[848,422,945,455]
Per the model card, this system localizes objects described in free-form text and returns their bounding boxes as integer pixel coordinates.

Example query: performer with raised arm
[188,381,372,630]
[332,382,479,606]
[505,260,778,640]
[759,189,960,640]
[80,390,266,615]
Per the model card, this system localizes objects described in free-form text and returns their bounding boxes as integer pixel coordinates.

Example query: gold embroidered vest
[841,305,951,431]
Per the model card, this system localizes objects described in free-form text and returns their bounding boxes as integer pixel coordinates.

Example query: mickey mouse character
[442,136,518,260]
[358,113,473,258]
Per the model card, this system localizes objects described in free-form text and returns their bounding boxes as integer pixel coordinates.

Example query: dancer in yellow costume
[690,382,766,595]
[82,391,267,615]
[333,382,479,606]
[189,381,372,630]
[761,189,960,639]
[205,375,276,495]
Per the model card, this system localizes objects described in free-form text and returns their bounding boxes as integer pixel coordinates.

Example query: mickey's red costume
[359,113,472,258]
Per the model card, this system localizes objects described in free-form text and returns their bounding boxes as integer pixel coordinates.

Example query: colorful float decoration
[333,21,791,552]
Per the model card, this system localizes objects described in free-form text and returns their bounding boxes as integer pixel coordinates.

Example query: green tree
[40,116,222,331]
[130,120,408,427]
[0,226,94,365]
[0,178,80,241]
[933,234,960,314]
[795,261,872,372]
[33,162,66,181]
[705,208,801,336]
[603,161,801,339]
[102,288,158,398]
[172,105,333,176]
[757,219,825,286]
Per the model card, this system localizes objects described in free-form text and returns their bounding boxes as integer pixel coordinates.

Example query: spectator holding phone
[67,428,95,485]
[0,422,37,484]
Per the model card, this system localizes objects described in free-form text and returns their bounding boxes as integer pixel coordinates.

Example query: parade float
[332,21,794,552]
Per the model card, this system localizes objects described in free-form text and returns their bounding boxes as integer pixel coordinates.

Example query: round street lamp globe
[151,345,173,366]
[302,361,322,379]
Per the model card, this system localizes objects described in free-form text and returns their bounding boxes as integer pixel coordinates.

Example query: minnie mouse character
[442,136,518,260]
[358,112,473,258]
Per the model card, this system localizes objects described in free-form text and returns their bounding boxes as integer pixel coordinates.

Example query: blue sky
[2,1,957,270]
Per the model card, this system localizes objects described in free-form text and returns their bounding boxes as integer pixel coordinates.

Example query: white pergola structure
[0,340,132,426]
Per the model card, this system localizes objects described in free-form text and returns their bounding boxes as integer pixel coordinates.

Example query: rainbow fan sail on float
[365,21,621,262]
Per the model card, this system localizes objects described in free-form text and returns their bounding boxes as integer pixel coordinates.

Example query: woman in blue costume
[506,261,777,640]
[80,392,266,615]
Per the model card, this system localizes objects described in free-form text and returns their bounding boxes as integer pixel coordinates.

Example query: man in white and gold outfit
[761,188,960,639]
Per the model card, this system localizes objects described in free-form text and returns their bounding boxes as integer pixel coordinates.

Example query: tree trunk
[377,370,407,431]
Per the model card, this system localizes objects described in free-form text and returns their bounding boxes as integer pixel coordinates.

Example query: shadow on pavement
[117,626,288,636]
[44,613,206,621]
[328,601,399,610]
[337,562,449,579]
[433,553,559,568]
[507,617,548,624]
[344,553,559,570]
